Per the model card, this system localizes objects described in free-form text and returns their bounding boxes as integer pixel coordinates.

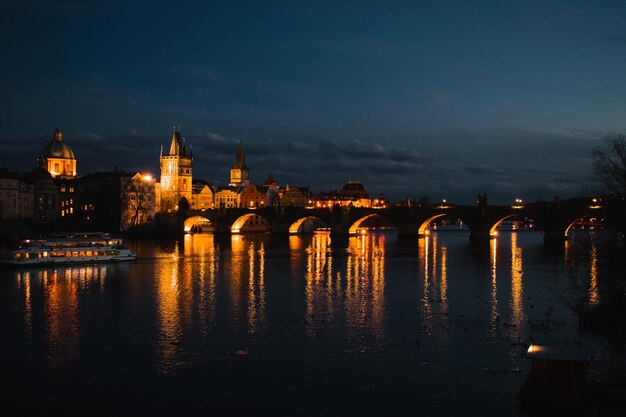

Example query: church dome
[339,180,369,198]
[41,128,75,159]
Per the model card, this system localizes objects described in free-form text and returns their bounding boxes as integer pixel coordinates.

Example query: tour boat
[1,232,136,266]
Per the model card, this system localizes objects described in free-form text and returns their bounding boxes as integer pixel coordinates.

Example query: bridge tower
[159,127,193,212]
[229,140,250,187]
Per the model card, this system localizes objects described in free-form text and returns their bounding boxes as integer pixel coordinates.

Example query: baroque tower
[38,128,77,178]
[229,140,250,187]
[159,127,192,212]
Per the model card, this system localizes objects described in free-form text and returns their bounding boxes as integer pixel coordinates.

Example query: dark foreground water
[0,230,622,416]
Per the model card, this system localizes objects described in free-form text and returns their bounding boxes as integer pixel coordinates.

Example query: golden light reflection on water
[588,238,599,307]
[418,234,449,334]
[17,272,33,341]
[155,234,224,370]
[564,233,601,308]
[155,243,183,371]
[347,234,385,340]
[490,239,499,333]
[419,236,431,332]
[247,239,266,333]
[303,232,386,347]
[509,233,525,335]
[227,234,267,333]
[14,266,107,372]
[305,232,332,332]
[229,235,245,325]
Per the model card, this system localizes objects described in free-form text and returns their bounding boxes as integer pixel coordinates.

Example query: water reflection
[418,234,449,335]
[305,232,332,336]
[247,238,266,333]
[588,238,599,307]
[564,232,601,309]
[346,233,385,342]
[509,233,526,339]
[490,239,499,333]
[14,266,108,373]
[155,243,183,372]
[5,230,623,416]
[16,272,33,343]
[229,234,267,334]
[303,232,386,349]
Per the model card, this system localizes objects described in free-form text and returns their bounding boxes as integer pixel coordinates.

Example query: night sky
[2,0,626,203]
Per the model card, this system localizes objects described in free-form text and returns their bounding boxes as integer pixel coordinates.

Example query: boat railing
[21,238,125,250]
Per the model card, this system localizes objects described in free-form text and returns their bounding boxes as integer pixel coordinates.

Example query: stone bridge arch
[348,213,394,234]
[488,213,539,236]
[230,213,271,233]
[417,213,470,236]
[184,216,213,233]
[564,214,604,238]
[289,216,329,234]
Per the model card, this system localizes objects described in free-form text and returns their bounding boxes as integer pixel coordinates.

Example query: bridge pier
[468,224,495,242]
[397,222,418,237]
[543,228,567,244]
[469,232,495,242]
[269,221,291,234]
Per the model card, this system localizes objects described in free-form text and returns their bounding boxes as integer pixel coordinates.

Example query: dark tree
[594,134,626,196]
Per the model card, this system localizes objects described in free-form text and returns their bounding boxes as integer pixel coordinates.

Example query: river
[0,230,621,416]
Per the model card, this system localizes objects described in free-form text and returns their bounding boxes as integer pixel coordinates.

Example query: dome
[40,128,75,159]
[339,180,369,198]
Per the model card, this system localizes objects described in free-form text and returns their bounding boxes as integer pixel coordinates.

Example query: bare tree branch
[594,134,626,196]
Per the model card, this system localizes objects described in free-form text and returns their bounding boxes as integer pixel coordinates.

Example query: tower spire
[169,126,182,156]
[235,139,247,168]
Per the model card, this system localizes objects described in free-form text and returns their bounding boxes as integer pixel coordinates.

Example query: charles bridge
[156,196,609,243]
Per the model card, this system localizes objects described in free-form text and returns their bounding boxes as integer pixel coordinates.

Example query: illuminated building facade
[214,187,240,208]
[38,128,77,178]
[239,184,265,208]
[315,180,373,208]
[29,166,61,221]
[158,128,192,212]
[120,173,156,231]
[229,140,250,187]
[76,170,156,231]
[281,185,312,207]
[191,180,215,210]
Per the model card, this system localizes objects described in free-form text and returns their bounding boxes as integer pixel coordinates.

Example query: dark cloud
[463,165,505,175]
[317,139,428,164]
[0,125,604,204]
